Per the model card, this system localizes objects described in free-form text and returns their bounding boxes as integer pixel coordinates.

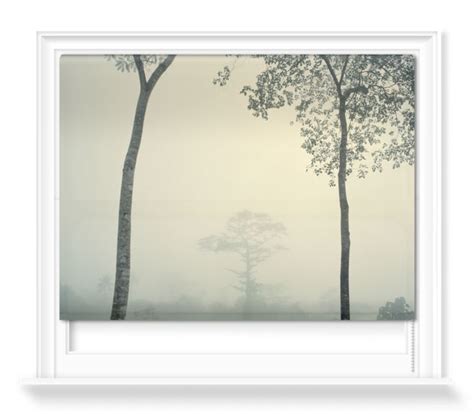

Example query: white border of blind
[30,31,444,386]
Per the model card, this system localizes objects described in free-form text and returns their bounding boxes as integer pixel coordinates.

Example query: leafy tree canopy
[106,55,168,73]
[377,296,415,320]
[199,210,287,296]
[216,55,415,186]
[199,210,287,262]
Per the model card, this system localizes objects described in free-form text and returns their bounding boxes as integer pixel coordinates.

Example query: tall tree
[199,210,287,316]
[108,55,175,320]
[216,55,415,319]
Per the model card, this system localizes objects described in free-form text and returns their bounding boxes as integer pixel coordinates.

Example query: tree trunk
[110,89,150,320]
[338,97,351,320]
[109,55,175,320]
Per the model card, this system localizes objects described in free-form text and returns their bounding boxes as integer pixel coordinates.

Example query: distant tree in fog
[97,275,113,297]
[199,210,287,316]
[377,296,414,320]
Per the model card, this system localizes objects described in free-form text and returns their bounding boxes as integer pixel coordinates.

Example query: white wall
[0,0,471,412]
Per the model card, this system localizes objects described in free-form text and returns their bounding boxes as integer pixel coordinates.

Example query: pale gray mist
[60,55,415,320]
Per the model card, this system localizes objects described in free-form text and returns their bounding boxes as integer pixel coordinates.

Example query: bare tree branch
[133,55,147,91]
[146,55,176,92]
[343,85,369,100]
[339,55,350,85]
[321,55,341,93]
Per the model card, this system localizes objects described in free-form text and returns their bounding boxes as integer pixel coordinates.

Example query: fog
[60,55,415,320]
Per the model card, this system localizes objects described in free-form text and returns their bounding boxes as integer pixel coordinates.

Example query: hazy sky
[60,55,415,319]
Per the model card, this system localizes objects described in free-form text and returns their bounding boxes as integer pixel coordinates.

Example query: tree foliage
[377,296,415,320]
[199,211,287,308]
[106,55,168,73]
[216,54,415,186]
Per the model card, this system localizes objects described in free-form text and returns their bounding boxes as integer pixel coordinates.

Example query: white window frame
[30,31,444,385]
